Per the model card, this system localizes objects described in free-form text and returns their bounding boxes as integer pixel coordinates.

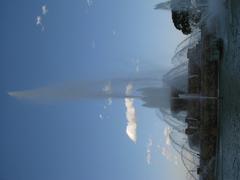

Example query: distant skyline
[0,0,186,180]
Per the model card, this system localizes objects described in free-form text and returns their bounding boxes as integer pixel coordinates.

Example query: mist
[8,77,164,102]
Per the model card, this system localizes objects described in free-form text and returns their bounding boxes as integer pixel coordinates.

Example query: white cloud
[99,114,103,120]
[36,16,45,31]
[102,82,112,94]
[42,5,48,15]
[36,16,42,25]
[125,83,137,143]
[125,98,137,143]
[146,138,153,165]
[35,5,47,32]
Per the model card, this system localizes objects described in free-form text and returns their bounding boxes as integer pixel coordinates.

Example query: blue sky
[0,0,186,180]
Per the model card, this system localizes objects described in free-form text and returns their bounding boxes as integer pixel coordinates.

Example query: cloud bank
[125,83,137,143]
